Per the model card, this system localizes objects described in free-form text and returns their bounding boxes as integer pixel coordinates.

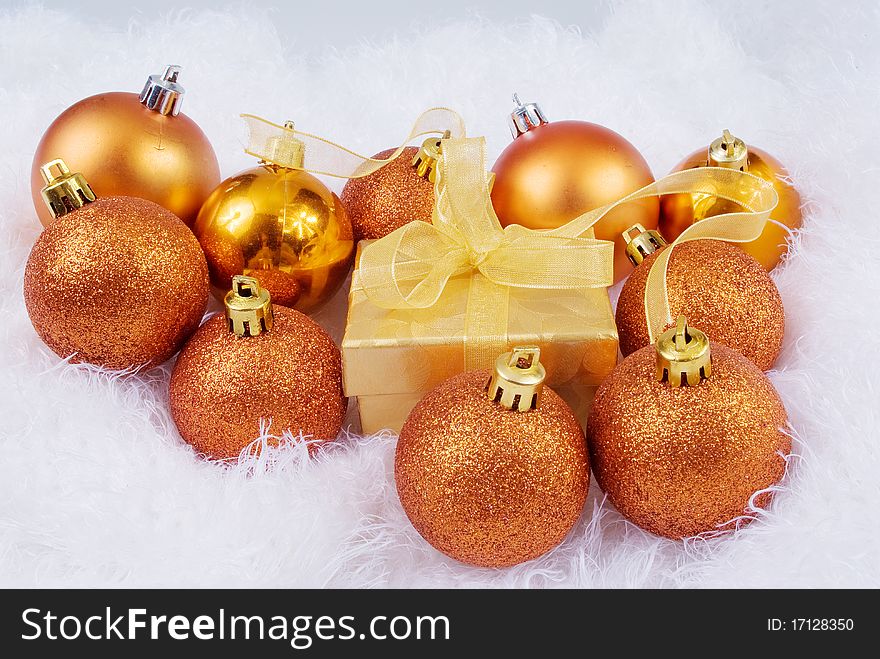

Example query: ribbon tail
[644,248,675,343]
[241,108,466,179]
[642,173,780,343]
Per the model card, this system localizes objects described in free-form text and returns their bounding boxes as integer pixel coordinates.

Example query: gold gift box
[342,242,618,434]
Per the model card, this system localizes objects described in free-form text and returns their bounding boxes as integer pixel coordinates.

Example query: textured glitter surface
[615,239,785,370]
[31,92,220,227]
[169,306,346,460]
[23,196,209,369]
[586,343,789,539]
[395,370,588,568]
[340,147,434,241]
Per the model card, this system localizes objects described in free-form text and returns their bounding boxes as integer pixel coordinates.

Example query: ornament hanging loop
[140,65,185,116]
[655,316,712,387]
[508,93,548,138]
[39,159,96,219]
[224,275,274,337]
[708,129,748,171]
[411,131,449,183]
[486,345,546,411]
[623,223,667,266]
[254,119,306,170]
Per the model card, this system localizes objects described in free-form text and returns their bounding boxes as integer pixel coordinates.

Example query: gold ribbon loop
[358,220,471,309]
[241,108,466,178]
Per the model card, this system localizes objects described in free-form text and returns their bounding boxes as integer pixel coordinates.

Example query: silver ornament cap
[508,93,549,139]
[139,65,185,116]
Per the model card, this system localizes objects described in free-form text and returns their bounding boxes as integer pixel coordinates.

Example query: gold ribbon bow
[241,108,466,178]
[358,136,780,369]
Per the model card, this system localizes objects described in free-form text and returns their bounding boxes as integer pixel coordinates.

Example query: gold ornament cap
[708,129,749,171]
[508,93,548,139]
[248,119,306,170]
[224,275,274,337]
[486,346,546,411]
[623,223,667,266]
[411,131,449,183]
[39,159,97,219]
[139,65,185,117]
[655,316,712,387]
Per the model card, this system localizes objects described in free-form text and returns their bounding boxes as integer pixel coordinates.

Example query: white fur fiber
[1,1,878,588]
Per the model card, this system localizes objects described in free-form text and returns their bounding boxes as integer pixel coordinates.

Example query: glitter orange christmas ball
[340,144,435,241]
[490,98,657,283]
[659,130,803,270]
[616,234,784,370]
[395,348,588,568]
[169,277,346,460]
[587,321,789,539]
[31,66,220,227]
[24,163,209,370]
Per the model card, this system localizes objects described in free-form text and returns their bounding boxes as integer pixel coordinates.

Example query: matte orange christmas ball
[31,66,220,227]
[340,138,439,241]
[490,97,657,282]
[23,161,209,370]
[587,318,790,539]
[659,130,802,270]
[169,276,346,461]
[396,347,588,568]
[616,228,784,371]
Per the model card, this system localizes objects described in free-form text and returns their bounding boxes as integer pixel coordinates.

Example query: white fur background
[1,1,878,588]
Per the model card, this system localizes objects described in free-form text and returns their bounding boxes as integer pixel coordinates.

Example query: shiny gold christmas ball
[31,92,220,227]
[395,369,589,568]
[194,165,354,312]
[23,196,209,369]
[587,342,789,539]
[169,305,346,461]
[340,146,434,241]
[615,239,785,370]
[660,139,802,271]
[491,120,658,283]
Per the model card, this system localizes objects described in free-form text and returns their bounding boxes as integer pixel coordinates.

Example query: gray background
[29,0,613,53]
